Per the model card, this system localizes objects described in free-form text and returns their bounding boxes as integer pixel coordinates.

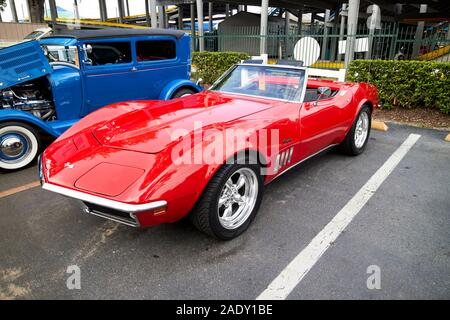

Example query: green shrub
[192,51,250,84]
[347,60,450,114]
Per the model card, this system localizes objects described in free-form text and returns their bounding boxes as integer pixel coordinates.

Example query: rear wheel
[0,122,41,170]
[339,105,371,156]
[190,163,263,240]
[171,88,196,99]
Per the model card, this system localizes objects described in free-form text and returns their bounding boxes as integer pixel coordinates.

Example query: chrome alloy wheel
[354,111,369,149]
[217,168,258,230]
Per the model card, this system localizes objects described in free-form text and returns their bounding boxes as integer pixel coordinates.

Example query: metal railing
[192,23,450,69]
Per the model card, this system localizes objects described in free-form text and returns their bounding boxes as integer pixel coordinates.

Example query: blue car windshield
[41,45,79,67]
[211,65,306,102]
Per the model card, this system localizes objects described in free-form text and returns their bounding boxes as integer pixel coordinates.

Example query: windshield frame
[41,44,80,68]
[210,63,308,103]
[24,31,45,40]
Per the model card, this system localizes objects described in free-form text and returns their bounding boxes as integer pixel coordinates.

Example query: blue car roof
[39,37,78,46]
[43,28,186,41]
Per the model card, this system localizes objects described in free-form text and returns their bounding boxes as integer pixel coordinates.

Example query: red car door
[298,97,345,159]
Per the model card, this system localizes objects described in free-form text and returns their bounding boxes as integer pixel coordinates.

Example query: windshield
[41,45,79,67]
[211,65,306,101]
[24,31,44,40]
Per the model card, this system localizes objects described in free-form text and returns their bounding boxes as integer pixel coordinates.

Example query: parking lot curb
[445,133,450,142]
[372,120,389,131]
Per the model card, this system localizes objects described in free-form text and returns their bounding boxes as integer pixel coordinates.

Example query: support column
[99,0,107,21]
[321,9,330,60]
[49,0,58,24]
[158,5,164,28]
[366,4,380,59]
[145,0,151,27]
[164,6,168,28]
[196,0,204,51]
[329,5,340,61]
[208,2,213,32]
[150,0,157,28]
[117,0,125,24]
[9,0,18,22]
[297,7,303,35]
[344,0,360,69]
[125,0,130,17]
[260,0,269,55]
[284,10,290,34]
[284,10,290,59]
[412,4,427,58]
[178,5,184,30]
[190,3,195,50]
[225,4,230,18]
[73,0,80,20]
[338,3,347,61]
[447,21,450,40]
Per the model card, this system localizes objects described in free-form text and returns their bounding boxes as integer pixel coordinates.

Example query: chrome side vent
[273,147,294,173]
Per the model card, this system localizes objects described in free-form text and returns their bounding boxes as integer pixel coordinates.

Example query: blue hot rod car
[0,28,201,170]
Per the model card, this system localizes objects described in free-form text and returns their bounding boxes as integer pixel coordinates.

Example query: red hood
[91,92,275,154]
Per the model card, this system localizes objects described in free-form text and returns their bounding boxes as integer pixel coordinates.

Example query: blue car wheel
[0,122,40,170]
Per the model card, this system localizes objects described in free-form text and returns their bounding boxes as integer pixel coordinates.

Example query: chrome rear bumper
[82,203,140,227]
[41,182,167,228]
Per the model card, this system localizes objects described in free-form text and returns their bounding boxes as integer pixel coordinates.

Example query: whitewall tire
[0,122,40,170]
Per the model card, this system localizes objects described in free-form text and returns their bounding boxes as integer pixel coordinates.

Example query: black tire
[190,163,264,240]
[0,122,41,171]
[339,105,372,156]
[171,88,196,99]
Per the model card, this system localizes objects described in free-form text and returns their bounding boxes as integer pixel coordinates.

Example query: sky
[0,0,261,22]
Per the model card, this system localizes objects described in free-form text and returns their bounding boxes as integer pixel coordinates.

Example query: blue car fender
[0,109,60,137]
[158,79,202,100]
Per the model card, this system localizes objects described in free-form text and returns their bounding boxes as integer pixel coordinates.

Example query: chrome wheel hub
[0,135,26,159]
[354,111,369,149]
[218,168,258,230]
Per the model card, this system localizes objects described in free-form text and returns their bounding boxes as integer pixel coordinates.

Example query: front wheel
[0,122,41,170]
[171,88,196,99]
[190,164,263,240]
[339,105,372,156]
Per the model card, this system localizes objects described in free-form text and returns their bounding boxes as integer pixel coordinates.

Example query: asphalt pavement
[0,123,449,299]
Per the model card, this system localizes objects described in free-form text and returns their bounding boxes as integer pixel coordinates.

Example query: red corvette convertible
[40,62,378,240]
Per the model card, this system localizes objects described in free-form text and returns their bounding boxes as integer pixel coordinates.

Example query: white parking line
[257,133,421,300]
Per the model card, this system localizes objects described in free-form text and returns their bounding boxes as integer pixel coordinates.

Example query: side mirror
[196,77,204,86]
[317,87,332,99]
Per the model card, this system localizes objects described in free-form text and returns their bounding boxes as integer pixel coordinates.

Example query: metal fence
[192,23,450,69]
